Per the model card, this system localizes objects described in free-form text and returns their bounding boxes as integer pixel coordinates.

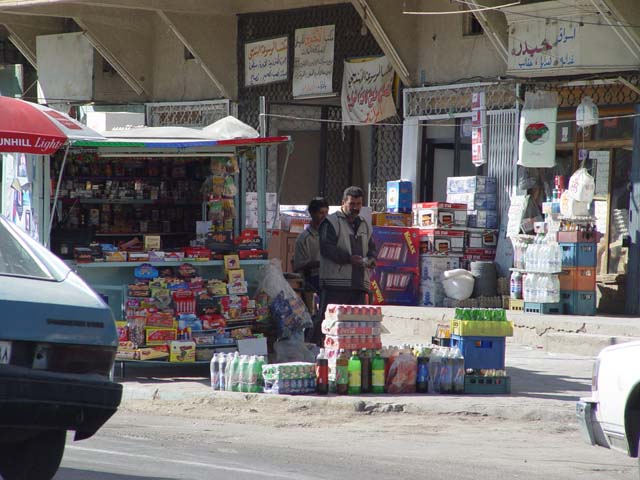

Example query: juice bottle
[348,351,362,395]
[359,349,371,394]
[336,349,349,395]
[371,351,385,394]
[315,349,329,395]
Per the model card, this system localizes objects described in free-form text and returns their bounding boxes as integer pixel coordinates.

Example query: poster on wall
[293,25,335,98]
[2,152,39,241]
[589,150,610,198]
[244,36,289,87]
[341,56,396,125]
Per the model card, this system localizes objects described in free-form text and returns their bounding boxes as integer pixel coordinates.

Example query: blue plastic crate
[560,243,597,268]
[559,291,573,314]
[523,302,563,315]
[563,290,596,316]
[450,335,506,370]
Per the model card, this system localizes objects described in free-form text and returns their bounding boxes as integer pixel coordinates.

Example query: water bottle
[210,353,219,390]
[536,274,547,303]
[510,271,523,300]
[550,275,560,303]
[218,353,228,391]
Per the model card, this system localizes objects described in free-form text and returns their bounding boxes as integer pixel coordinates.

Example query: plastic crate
[451,319,513,337]
[559,243,597,268]
[523,302,563,315]
[573,291,597,316]
[464,375,511,394]
[432,336,451,347]
[450,335,506,370]
[556,230,601,243]
[559,291,573,314]
[559,267,596,291]
[509,298,524,311]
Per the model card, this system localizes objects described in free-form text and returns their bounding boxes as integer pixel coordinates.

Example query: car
[0,216,122,480]
[576,340,640,472]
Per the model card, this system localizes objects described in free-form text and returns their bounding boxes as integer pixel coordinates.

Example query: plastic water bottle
[210,353,219,390]
[524,274,533,302]
[218,353,228,391]
[536,274,548,303]
[549,275,560,303]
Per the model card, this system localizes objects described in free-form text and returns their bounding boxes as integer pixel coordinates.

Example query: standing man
[315,186,376,345]
[293,197,329,293]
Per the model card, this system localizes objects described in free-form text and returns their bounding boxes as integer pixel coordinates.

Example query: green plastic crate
[464,375,511,394]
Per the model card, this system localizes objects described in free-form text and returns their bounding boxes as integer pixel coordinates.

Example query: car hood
[0,271,117,347]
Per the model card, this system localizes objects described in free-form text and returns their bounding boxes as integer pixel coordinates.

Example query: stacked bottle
[321,305,383,393]
[523,234,561,305]
[210,353,265,393]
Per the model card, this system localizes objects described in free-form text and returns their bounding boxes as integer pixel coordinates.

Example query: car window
[0,217,55,280]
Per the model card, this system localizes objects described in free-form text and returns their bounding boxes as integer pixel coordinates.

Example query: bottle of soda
[315,348,329,395]
[359,348,371,394]
[218,353,228,391]
[336,349,349,395]
[371,350,385,394]
[348,351,362,395]
[416,355,429,393]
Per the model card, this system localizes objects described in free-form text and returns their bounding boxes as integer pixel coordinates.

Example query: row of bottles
[523,273,560,303]
[524,234,562,273]
[210,352,265,393]
[332,349,385,396]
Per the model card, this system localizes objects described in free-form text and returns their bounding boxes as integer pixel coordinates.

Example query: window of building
[463,8,484,36]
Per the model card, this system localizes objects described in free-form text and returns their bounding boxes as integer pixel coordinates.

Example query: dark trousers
[308,288,368,346]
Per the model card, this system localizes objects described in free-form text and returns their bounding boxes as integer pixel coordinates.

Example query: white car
[577,340,640,471]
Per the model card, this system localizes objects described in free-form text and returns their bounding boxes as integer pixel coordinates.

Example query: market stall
[45,116,292,369]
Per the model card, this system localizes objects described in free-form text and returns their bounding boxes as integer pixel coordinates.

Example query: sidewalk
[380,306,640,356]
[119,344,594,425]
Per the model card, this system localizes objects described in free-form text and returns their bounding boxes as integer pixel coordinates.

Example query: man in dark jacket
[312,186,376,345]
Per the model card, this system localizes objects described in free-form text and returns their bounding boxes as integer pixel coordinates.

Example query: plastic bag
[256,260,313,339]
[273,332,316,363]
[385,353,417,394]
[567,168,595,203]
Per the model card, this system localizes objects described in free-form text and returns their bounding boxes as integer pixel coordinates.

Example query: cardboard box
[467,210,498,229]
[419,254,461,283]
[446,193,497,211]
[370,267,419,306]
[148,251,165,262]
[128,252,150,262]
[372,212,413,227]
[169,341,196,363]
[413,202,467,228]
[105,251,127,262]
[446,176,497,194]
[372,226,420,268]
[144,235,162,251]
[145,327,177,345]
[419,228,465,253]
[135,345,170,361]
[465,228,498,248]
[386,180,413,213]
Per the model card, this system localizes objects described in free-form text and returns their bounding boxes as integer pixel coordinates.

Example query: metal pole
[257,96,267,249]
[48,143,70,245]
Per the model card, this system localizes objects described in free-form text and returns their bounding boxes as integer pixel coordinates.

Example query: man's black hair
[308,197,329,214]
[342,186,364,201]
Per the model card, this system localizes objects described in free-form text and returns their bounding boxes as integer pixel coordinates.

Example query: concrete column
[400,117,421,202]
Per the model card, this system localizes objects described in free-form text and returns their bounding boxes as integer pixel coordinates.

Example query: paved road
[55,407,636,480]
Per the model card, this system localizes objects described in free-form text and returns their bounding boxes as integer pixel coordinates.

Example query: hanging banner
[471,91,487,167]
[517,107,557,168]
[341,56,396,125]
[244,36,288,87]
[292,25,335,98]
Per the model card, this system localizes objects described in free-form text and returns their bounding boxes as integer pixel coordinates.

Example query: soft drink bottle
[371,351,385,394]
[429,348,442,393]
[210,353,219,390]
[336,349,349,395]
[359,349,371,394]
[348,351,362,395]
[416,355,429,393]
[452,347,465,394]
[315,349,329,395]
[239,355,249,393]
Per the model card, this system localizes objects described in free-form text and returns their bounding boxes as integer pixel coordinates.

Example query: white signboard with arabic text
[293,25,335,98]
[245,36,288,87]
[341,56,396,125]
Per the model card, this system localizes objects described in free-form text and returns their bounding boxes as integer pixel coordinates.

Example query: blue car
[0,216,122,480]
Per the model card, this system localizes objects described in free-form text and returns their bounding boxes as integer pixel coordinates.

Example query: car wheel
[0,429,66,480]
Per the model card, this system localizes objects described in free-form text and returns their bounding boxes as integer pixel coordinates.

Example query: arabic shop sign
[508,21,579,73]
[341,56,396,125]
[293,25,335,98]
[244,36,288,87]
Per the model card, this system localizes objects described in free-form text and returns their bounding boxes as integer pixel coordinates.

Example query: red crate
[559,267,596,291]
